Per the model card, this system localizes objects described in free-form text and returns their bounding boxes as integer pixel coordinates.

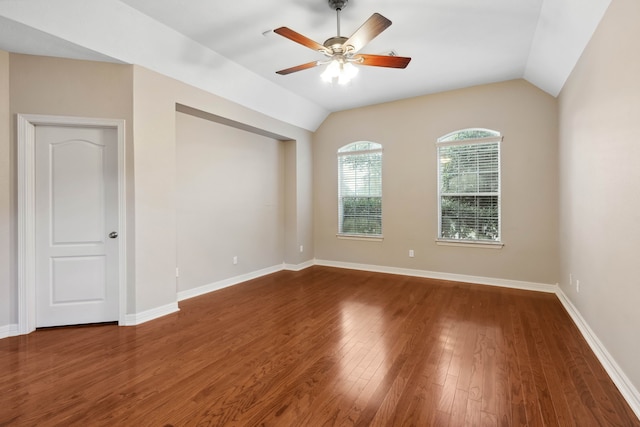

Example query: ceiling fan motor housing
[328,0,348,11]
[324,36,349,53]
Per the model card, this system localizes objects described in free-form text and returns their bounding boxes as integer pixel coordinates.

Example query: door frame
[17,114,127,334]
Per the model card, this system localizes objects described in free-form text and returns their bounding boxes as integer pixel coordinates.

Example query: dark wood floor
[0,266,638,426]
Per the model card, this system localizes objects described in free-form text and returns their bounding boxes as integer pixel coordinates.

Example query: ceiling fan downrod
[328,0,348,37]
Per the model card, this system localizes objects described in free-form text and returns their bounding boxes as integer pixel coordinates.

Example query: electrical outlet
[576,279,580,293]
[233,256,238,265]
[299,245,304,253]
[175,267,180,278]
[409,249,415,258]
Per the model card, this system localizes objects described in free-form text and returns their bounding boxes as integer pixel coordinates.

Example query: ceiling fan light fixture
[340,61,358,84]
[321,59,358,85]
[320,60,340,83]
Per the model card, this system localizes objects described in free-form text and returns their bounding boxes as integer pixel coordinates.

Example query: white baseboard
[556,288,640,420]
[283,260,315,271]
[314,259,557,293]
[123,302,180,326]
[177,264,286,302]
[0,323,19,339]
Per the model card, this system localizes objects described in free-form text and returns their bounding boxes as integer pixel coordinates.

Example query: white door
[35,125,119,327]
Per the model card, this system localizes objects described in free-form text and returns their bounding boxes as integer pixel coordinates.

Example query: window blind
[338,142,383,236]
[437,133,501,242]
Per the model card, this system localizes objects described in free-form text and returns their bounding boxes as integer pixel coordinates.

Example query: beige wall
[130,67,178,312]
[176,111,284,290]
[296,136,314,264]
[559,0,640,391]
[283,137,314,265]
[131,66,314,312]
[0,50,10,328]
[314,79,559,285]
[284,140,298,263]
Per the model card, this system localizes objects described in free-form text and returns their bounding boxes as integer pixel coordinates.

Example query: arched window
[337,142,383,237]
[436,128,502,243]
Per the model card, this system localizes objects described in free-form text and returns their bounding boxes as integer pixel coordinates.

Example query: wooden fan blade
[343,13,392,53]
[355,54,412,69]
[276,61,320,75]
[274,27,329,54]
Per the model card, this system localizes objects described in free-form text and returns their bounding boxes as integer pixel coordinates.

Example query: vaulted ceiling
[0,0,611,130]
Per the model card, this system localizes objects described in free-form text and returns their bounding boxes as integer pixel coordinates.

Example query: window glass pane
[438,128,500,142]
[479,172,498,192]
[478,146,498,171]
[458,148,477,173]
[440,195,499,241]
[341,196,382,235]
[437,130,500,242]
[459,173,478,192]
[338,141,382,153]
[338,142,383,236]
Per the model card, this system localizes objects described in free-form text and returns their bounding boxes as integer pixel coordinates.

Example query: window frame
[337,141,383,240]
[436,129,503,248]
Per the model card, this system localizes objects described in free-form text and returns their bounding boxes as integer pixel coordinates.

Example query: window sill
[337,234,384,242]
[435,239,504,249]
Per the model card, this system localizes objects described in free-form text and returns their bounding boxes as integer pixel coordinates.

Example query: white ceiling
[0,0,611,131]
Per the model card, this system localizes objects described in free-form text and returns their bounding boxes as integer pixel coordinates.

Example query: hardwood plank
[510,301,547,426]
[465,395,483,426]
[525,299,575,427]
[0,266,637,426]
[490,293,511,427]
[519,308,559,426]
[495,293,526,427]
[449,388,469,426]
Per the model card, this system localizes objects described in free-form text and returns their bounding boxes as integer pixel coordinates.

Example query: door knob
[109,231,118,239]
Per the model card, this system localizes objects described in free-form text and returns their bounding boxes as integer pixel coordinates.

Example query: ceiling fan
[274,0,411,84]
